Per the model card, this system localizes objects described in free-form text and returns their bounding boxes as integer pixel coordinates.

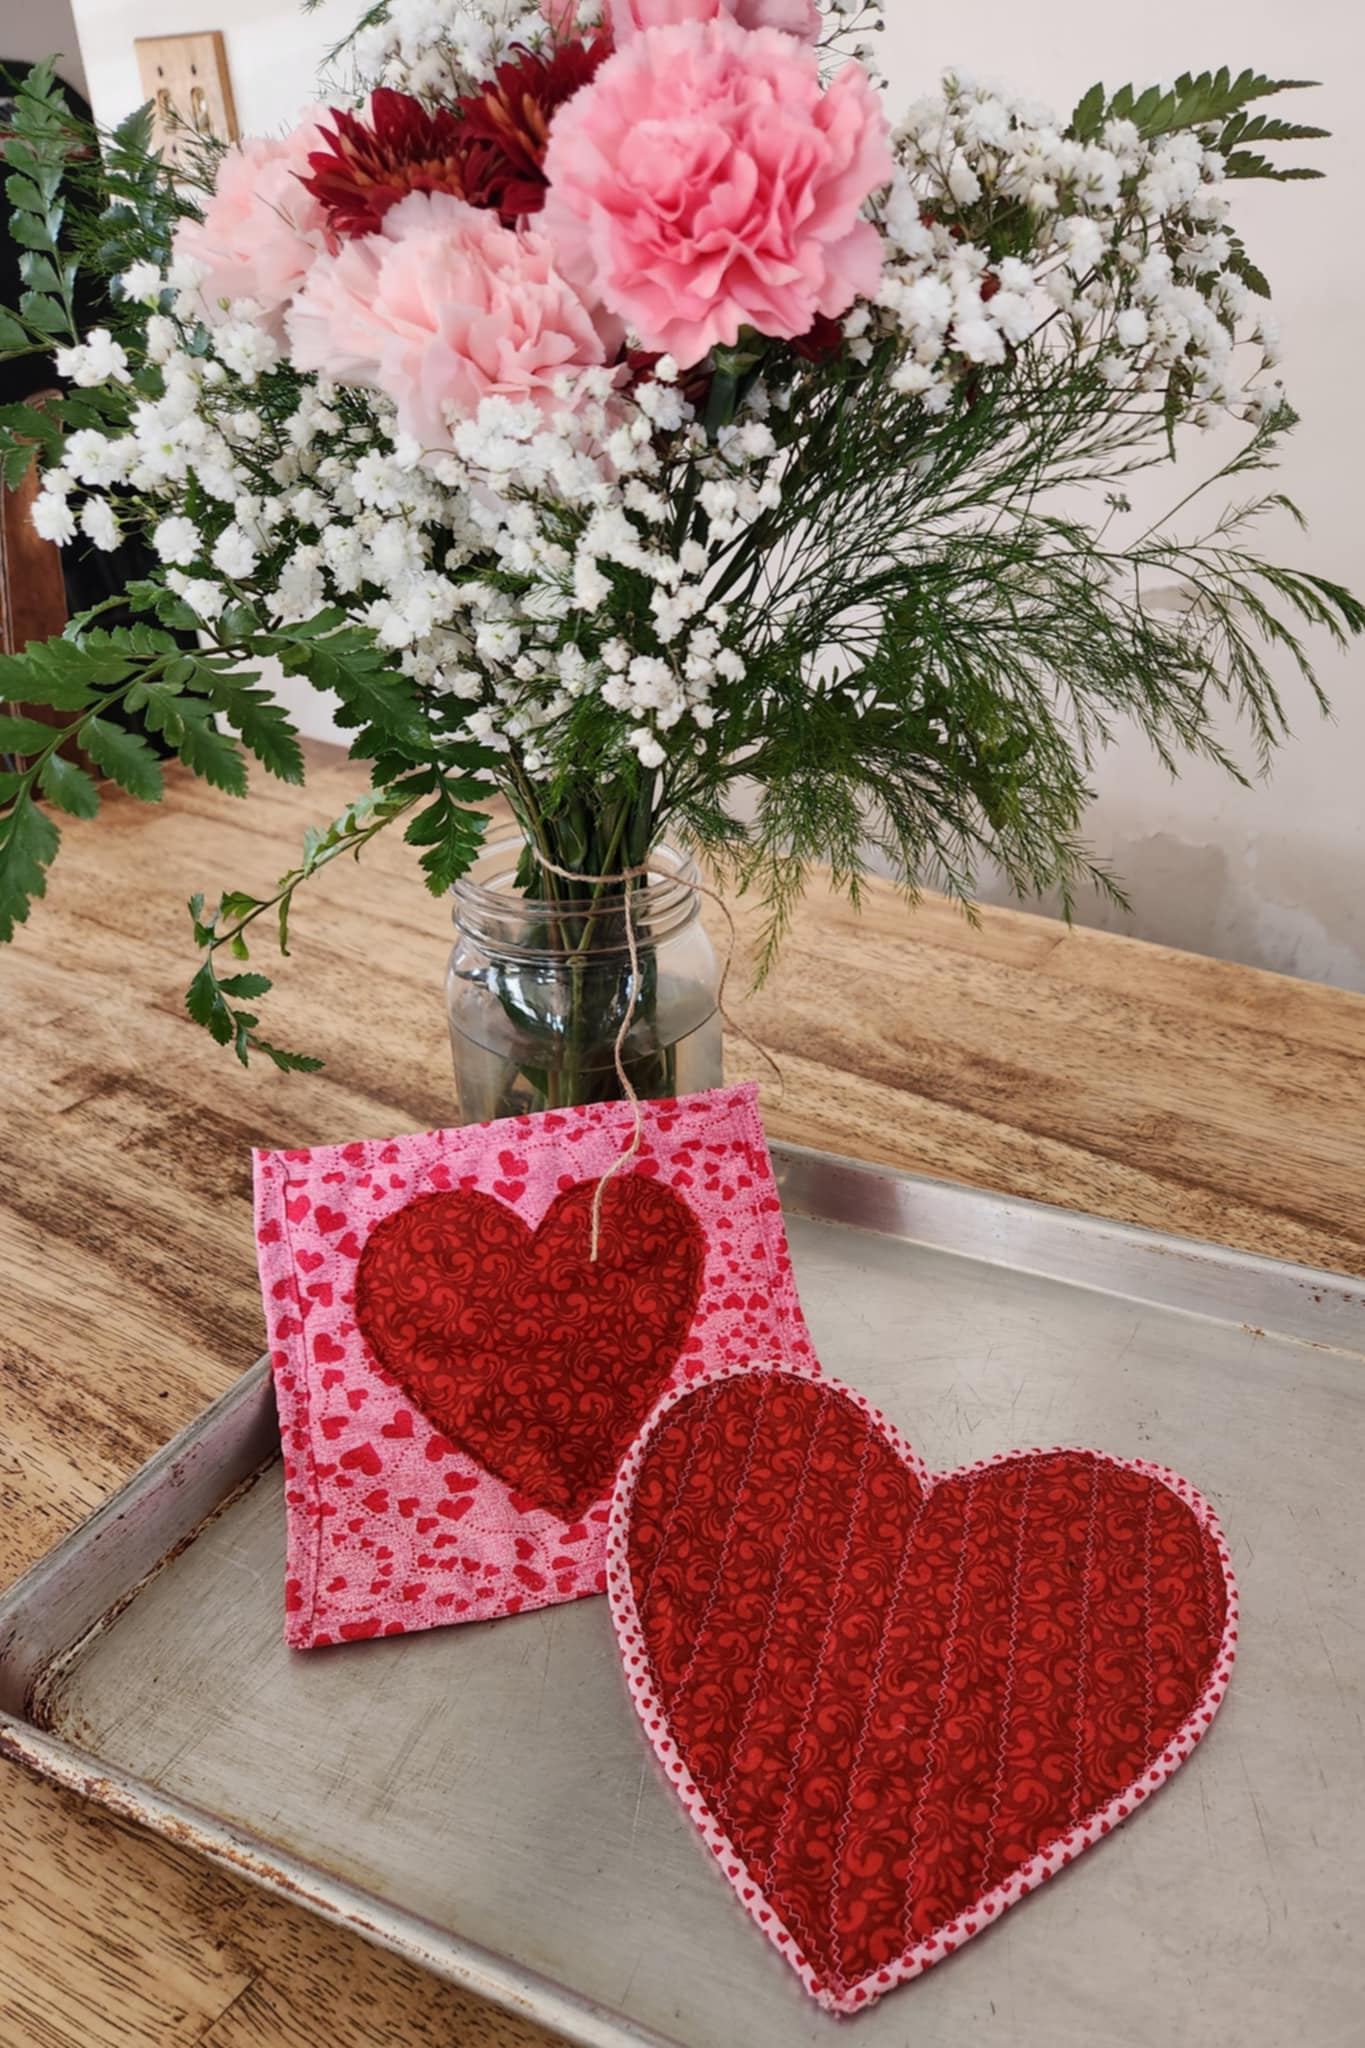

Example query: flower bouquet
[0,0,1359,1115]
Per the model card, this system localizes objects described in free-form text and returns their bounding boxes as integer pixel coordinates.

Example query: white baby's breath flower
[152,515,201,567]
[734,420,777,461]
[436,666,485,700]
[891,359,934,396]
[226,408,264,445]
[183,580,228,621]
[989,291,1040,346]
[31,488,76,545]
[1059,217,1105,275]
[573,554,611,610]
[272,547,325,622]
[945,156,982,205]
[624,480,668,524]
[1115,307,1150,350]
[465,708,509,750]
[54,327,130,387]
[954,316,1007,365]
[635,381,687,432]
[475,619,521,664]
[120,260,165,305]
[211,524,259,579]
[64,429,125,489]
[167,251,207,292]
[213,319,281,385]
[143,314,179,364]
[79,496,120,552]
[997,258,1036,294]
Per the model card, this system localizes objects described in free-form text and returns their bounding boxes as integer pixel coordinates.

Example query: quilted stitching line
[712,1383,831,1831]
[977,1455,1036,1896]
[827,1461,930,1992]
[1141,1475,1156,1753]
[1198,1489,1219,1645]
[1069,1455,1102,1827]
[760,1414,876,1893]
[899,1470,980,1952]
[665,1374,776,1715]
[635,1378,727,1627]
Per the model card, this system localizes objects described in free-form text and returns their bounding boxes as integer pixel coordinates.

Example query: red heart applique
[608,1364,1236,2015]
[355,1176,705,1521]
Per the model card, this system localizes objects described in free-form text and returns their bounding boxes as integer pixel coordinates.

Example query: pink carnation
[541,20,889,367]
[288,191,621,450]
[609,0,823,37]
[285,234,391,385]
[170,112,332,340]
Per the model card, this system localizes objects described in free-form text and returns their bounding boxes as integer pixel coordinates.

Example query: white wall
[69,0,354,138]
[62,0,1365,987]
[3,0,87,99]
[877,2,1365,989]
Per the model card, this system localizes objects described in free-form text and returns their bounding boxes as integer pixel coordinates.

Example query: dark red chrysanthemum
[302,88,474,238]
[302,38,613,241]
[789,313,846,366]
[451,33,613,222]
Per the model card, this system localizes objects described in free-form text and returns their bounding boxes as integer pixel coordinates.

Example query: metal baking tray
[2,1144,1362,2048]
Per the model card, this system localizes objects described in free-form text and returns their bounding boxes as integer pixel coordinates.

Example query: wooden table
[3,742,1363,2048]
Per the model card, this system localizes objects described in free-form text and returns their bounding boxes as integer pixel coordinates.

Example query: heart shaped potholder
[355,1175,705,1522]
[608,1361,1237,2015]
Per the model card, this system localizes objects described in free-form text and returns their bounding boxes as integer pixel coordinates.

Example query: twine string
[531,853,782,1260]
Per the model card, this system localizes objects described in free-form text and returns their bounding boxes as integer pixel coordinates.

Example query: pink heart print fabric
[253,1083,815,1648]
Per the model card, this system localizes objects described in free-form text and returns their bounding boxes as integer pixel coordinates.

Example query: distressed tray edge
[0,1711,682,2048]
[773,1143,1364,1355]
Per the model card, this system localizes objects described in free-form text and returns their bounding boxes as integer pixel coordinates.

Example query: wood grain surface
[2,741,1363,2048]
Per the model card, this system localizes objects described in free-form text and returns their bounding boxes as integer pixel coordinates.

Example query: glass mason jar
[446,833,723,1122]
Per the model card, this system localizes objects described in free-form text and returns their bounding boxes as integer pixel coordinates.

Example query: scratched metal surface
[2,1151,1363,2048]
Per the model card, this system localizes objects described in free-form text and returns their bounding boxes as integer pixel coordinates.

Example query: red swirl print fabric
[354,1175,704,1521]
[253,1084,816,1648]
[608,1362,1237,2016]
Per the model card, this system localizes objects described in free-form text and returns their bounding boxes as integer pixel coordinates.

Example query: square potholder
[253,1082,815,1647]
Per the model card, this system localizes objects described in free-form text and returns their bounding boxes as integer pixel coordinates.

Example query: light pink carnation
[289,191,621,450]
[285,234,391,384]
[609,0,822,38]
[541,20,890,367]
[171,112,332,340]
